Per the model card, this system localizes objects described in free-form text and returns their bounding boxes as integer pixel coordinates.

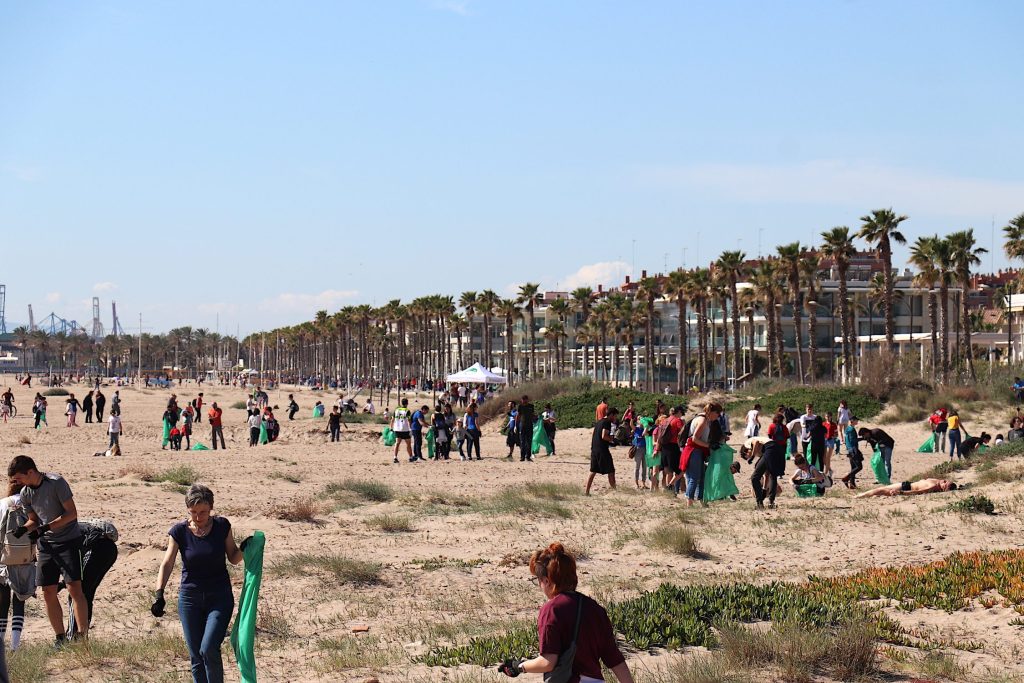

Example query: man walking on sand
[209,402,226,450]
[516,395,536,462]
[391,399,413,464]
[586,406,618,494]
[8,455,90,645]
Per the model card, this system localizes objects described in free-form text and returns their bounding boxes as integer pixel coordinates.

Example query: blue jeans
[685,449,706,500]
[178,585,234,683]
[879,444,894,479]
[412,430,423,460]
[948,429,962,459]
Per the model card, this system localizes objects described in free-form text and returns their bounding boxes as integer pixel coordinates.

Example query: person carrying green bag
[382,427,396,447]
[857,424,895,483]
[231,531,266,683]
[152,484,252,683]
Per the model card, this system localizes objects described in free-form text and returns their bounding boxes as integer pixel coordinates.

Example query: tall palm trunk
[960,277,977,380]
[928,292,939,381]
[836,266,852,382]
[626,331,636,389]
[645,301,655,392]
[746,308,755,376]
[790,278,805,382]
[806,292,818,384]
[939,283,950,384]
[730,283,741,379]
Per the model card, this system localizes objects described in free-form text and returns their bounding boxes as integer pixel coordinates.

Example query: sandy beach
[0,376,1021,682]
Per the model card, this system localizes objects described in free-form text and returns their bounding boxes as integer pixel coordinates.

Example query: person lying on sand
[855,478,957,498]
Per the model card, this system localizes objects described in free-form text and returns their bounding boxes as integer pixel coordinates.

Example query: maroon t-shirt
[537,592,625,682]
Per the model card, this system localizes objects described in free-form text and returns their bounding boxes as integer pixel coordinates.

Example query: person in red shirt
[208,402,226,450]
[499,542,634,683]
[822,412,839,475]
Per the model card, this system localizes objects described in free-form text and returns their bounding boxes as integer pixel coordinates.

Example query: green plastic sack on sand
[795,483,823,498]
[162,418,171,447]
[259,421,268,445]
[190,443,210,451]
[426,427,435,459]
[870,447,890,485]
[230,530,265,683]
[532,420,553,455]
[916,433,936,453]
[382,427,396,446]
[703,444,740,502]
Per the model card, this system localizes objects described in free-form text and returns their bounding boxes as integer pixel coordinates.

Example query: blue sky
[2,1,1022,335]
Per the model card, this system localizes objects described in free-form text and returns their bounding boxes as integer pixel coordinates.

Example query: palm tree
[547,298,571,377]
[716,250,746,381]
[496,299,521,384]
[777,242,805,382]
[574,323,594,380]
[686,268,711,387]
[459,292,478,364]
[1003,213,1024,261]
[665,269,690,393]
[590,303,612,384]
[910,236,942,382]
[947,229,987,381]
[857,208,909,349]
[738,285,758,376]
[635,276,662,391]
[820,227,856,382]
[12,326,30,374]
[613,296,641,388]
[750,260,780,378]
[517,283,542,379]
[570,287,594,379]
[709,273,730,385]
[449,313,468,368]
[478,289,500,368]
[799,254,821,383]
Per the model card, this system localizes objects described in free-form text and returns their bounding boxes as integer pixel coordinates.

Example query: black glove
[11,526,27,539]
[150,589,166,617]
[28,530,40,542]
[498,659,524,677]
[239,536,253,552]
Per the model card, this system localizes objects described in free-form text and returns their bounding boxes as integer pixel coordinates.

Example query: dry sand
[0,376,1021,682]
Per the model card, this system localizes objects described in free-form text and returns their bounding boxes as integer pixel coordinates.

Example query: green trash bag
[259,421,269,445]
[312,405,324,418]
[916,433,936,453]
[190,443,210,451]
[162,418,171,447]
[231,530,265,683]
[978,443,989,453]
[703,444,740,502]
[532,419,553,455]
[870,448,890,485]
[795,483,823,498]
[382,427,396,446]
[426,427,435,459]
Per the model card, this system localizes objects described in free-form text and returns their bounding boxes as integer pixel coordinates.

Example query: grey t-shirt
[20,473,81,543]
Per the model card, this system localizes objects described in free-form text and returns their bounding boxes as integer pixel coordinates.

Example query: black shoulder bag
[545,593,584,683]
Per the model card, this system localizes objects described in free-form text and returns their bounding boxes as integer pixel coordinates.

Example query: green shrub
[365,514,413,533]
[649,526,703,557]
[43,388,69,396]
[325,479,393,502]
[144,465,202,486]
[727,386,882,420]
[948,494,996,515]
[548,388,687,429]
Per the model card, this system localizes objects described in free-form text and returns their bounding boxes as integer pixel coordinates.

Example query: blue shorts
[825,438,836,449]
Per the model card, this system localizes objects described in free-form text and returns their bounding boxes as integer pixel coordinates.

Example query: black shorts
[394,431,410,440]
[590,447,614,475]
[900,481,912,492]
[37,536,84,586]
[661,443,682,474]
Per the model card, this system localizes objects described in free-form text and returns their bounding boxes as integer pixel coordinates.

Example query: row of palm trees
[9,209,1021,390]
[9,325,240,379]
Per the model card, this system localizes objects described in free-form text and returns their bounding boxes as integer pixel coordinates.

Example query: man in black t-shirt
[586,407,618,495]
[516,395,536,462]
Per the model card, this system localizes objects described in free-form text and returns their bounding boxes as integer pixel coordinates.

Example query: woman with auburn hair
[498,542,634,682]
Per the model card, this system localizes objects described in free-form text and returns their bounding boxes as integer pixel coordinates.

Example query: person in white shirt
[363,399,376,415]
[744,404,761,438]
[836,400,851,455]
[107,412,122,450]
[799,404,817,456]
[391,398,413,464]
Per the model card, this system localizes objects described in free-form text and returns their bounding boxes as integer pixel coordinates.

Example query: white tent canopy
[446,362,507,384]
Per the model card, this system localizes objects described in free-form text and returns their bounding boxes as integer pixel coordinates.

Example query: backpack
[0,504,35,567]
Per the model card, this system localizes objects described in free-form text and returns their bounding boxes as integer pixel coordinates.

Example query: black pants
[95,404,105,421]
[249,427,259,446]
[520,428,532,461]
[66,538,118,637]
[466,428,481,459]
[211,426,225,449]
[847,453,863,487]
[751,455,778,505]
[0,584,25,642]
[288,408,297,421]
[544,425,556,453]
[84,407,93,423]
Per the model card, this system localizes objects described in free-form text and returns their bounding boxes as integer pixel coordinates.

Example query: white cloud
[44,292,61,304]
[638,160,1024,219]
[558,261,630,290]
[3,163,41,182]
[258,289,359,315]
[92,281,117,293]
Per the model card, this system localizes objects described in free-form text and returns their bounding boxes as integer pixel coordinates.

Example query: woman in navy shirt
[464,402,482,460]
[152,484,249,683]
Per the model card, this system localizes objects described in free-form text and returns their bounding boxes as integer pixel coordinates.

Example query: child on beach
[454,419,467,460]
[169,427,182,450]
